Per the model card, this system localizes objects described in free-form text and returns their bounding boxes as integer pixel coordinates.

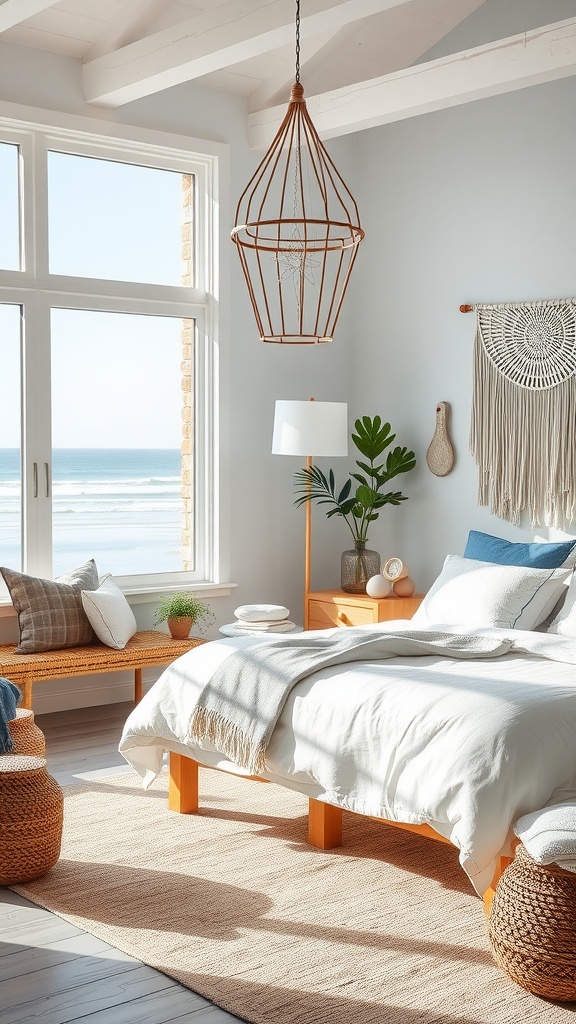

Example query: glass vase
[341,542,380,594]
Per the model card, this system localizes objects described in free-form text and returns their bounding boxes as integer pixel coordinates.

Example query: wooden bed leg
[308,798,343,849]
[483,854,513,916]
[168,753,199,813]
[134,668,143,703]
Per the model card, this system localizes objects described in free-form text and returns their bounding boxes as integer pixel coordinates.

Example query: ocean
[0,448,184,577]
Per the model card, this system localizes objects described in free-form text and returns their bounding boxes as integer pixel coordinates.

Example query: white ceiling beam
[0,0,59,31]
[84,0,169,62]
[82,0,418,107]
[248,16,576,147]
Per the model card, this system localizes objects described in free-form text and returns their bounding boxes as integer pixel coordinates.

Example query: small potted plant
[153,593,215,639]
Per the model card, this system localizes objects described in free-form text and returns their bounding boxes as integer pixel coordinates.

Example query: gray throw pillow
[1,559,99,653]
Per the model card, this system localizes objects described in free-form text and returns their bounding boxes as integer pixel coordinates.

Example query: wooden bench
[0,630,206,709]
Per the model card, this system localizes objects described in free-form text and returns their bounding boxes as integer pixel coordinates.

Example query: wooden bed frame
[168,752,514,915]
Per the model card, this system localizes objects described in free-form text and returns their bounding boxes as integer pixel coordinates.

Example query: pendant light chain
[295,0,300,82]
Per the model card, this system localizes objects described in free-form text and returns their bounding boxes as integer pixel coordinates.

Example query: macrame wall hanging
[469,298,576,528]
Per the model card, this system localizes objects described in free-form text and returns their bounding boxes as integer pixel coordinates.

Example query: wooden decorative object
[426,401,454,476]
[382,558,409,582]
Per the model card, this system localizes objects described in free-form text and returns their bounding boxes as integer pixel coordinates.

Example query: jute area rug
[11,768,575,1024]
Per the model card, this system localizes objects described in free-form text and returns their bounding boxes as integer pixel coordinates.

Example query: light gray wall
[347,0,576,592]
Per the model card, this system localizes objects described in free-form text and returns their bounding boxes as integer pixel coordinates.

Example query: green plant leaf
[385,446,417,477]
[352,417,395,460]
[355,461,379,479]
[337,478,352,503]
[355,484,378,508]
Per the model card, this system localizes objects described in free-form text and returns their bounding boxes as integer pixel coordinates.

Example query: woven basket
[488,843,576,1001]
[7,708,46,756]
[0,755,63,885]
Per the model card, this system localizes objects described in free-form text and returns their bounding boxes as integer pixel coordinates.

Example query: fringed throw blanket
[189,629,513,775]
[0,677,21,753]
[470,299,576,527]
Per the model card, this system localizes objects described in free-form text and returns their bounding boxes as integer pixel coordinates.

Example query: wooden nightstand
[305,590,423,630]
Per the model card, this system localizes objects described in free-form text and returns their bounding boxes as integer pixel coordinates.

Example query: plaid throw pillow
[1,560,99,653]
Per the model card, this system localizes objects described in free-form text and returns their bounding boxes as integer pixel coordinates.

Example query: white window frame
[0,105,230,597]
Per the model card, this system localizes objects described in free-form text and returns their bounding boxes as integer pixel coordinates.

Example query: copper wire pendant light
[231,0,364,344]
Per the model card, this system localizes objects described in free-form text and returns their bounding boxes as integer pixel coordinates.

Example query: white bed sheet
[119,621,576,895]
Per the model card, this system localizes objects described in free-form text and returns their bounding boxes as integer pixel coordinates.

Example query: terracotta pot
[167,616,192,639]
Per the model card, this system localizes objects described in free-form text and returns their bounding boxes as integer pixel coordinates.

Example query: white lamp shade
[272,400,348,457]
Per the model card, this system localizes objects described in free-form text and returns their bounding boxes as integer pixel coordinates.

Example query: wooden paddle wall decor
[426,401,454,476]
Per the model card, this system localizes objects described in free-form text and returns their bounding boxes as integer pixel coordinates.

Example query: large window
[0,122,218,591]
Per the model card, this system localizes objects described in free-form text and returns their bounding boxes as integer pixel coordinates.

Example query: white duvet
[119,621,576,896]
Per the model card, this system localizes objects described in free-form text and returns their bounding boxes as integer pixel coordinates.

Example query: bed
[120,585,576,914]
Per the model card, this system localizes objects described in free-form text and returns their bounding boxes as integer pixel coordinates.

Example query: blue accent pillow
[464,530,576,569]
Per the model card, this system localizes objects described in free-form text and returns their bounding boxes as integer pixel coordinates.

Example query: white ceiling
[2,0,576,146]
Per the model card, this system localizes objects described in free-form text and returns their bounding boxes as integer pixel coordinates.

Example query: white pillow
[412,554,571,630]
[548,573,576,636]
[81,576,137,649]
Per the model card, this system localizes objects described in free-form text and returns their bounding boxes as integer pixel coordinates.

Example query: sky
[0,144,190,448]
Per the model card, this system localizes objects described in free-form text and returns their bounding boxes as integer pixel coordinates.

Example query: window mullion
[22,293,52,578]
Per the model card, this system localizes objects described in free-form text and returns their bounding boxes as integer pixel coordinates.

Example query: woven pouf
[488,843,576,1001]
[7,708,46,756]
[0,755,63,885]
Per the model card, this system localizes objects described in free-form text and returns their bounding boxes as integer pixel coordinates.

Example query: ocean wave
[53,489,180,501]
[53,473,180,485]
[53,500,180,514]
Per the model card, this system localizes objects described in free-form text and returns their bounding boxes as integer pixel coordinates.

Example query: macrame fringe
[189,705,266,776]
[470,331,576,527]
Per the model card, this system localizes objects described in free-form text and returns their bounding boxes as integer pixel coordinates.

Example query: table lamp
[272,399,348,623]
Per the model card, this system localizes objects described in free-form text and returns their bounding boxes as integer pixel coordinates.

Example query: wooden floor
[0,702,246,1024]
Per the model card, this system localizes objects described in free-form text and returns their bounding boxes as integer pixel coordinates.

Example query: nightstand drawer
[308,600,376,630]
[306,590,424,630]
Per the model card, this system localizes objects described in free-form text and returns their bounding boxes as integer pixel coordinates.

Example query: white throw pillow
[412,554,571,630]
[548,573,576,636]
[81,576,137,649]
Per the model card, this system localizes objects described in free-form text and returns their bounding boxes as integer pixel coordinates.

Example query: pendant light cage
[231,80,364,344]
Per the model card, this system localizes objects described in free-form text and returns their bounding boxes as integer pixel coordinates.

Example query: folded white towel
[234,619,297,633]
[234,604,290,622]
[514,801,576,872]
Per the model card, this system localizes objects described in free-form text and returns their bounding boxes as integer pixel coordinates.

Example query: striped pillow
[1,560,99,653]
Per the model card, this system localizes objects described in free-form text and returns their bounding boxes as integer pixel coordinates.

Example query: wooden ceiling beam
[248,16,576,147]
[82,0,416,107]
[0,0,59,32]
